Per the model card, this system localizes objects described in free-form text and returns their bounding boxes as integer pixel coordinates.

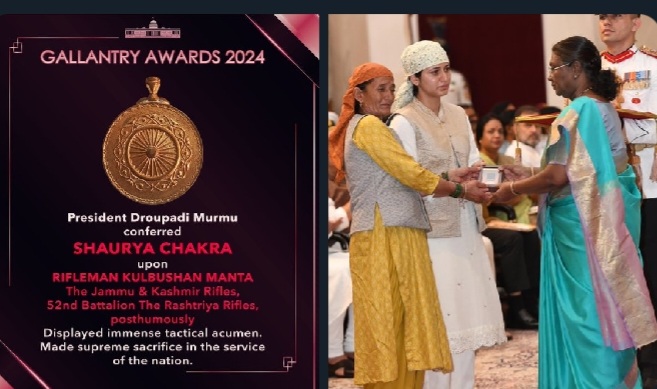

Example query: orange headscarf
[328,62,394,183]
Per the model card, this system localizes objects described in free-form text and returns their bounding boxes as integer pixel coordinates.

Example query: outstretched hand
[449,165,482,183]
[500,165,531,181]
[463,180,492,204]
[492,182,515,203]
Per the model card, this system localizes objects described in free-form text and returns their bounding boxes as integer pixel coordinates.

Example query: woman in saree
[495,35,657,388]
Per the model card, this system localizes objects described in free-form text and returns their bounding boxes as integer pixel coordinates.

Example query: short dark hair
[491,101,513,115]
[539,106,561,115]
[498,110,515,127]
[514,105,539,118]
[595,14,640,18]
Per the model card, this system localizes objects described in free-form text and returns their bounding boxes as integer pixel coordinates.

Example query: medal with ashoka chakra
[103,77,203,205]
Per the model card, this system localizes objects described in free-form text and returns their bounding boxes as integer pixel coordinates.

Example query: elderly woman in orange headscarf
[328,62,492,389]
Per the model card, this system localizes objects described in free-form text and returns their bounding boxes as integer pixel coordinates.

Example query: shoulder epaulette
[639,45,657,60]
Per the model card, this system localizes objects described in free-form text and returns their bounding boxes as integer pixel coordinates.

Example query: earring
[574,75,578,79]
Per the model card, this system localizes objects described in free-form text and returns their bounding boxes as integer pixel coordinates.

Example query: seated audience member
[490,100,516,115]
[328,197,354,378]
[476,113,533,224]
[459,103,479,132]
[504,105,543,167]
[475,113,540,326]
[490,101,516,155]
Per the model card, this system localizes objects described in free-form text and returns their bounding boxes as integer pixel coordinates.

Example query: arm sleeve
[388,114,418,160]
[625,119,657,144]
[352,115,440,195]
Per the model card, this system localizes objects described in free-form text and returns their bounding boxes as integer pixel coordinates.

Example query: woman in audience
[496,35,657,388]
[476,113,533,224]
[389,40,506,389]
[328,62,491,388]
[475,112,540,328]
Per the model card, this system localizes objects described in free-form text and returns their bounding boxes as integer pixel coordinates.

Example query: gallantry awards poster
[0,14,318,389]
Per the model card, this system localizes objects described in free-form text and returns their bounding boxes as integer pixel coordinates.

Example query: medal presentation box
[0,14,318,389]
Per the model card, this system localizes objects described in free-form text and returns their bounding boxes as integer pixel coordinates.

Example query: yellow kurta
[348,116,452,387]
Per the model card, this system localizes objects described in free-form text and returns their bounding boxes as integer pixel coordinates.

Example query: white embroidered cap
[393,40,450,111]
[400,40,449,76]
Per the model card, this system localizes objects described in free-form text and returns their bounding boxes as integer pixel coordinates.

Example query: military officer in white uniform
[599,14,657,387]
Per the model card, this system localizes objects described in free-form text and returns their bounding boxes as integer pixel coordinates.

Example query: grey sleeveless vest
[344,114,431,233]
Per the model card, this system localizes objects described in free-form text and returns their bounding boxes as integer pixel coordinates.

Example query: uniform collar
[602,45,637,64]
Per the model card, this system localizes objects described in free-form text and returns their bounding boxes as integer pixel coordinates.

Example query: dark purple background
[0,14,317,389]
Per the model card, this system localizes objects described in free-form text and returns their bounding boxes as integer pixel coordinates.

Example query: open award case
[479,166,503,188]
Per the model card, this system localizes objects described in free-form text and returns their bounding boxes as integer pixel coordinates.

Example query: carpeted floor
[328,329,538,389]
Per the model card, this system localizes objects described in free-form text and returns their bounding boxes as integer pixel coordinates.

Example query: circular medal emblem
[103,77,203,205]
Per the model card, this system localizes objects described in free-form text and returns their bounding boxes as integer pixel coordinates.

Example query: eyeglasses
[548,62,572,73]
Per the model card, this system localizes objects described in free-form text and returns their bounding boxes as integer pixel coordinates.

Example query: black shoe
[507,308,538,329]
[328,358,354,378]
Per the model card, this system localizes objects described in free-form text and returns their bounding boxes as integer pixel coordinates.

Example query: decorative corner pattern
[10,40,22,54]
[283,356,296,371]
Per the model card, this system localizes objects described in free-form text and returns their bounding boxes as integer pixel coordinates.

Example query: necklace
[578,87,592,97]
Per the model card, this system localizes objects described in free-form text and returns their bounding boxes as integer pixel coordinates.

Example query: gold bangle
[510,181,521,196]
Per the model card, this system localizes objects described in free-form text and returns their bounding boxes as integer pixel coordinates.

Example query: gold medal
[103,77,203,205]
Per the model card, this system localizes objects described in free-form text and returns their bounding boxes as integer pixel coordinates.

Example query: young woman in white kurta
[389,40,506,389]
